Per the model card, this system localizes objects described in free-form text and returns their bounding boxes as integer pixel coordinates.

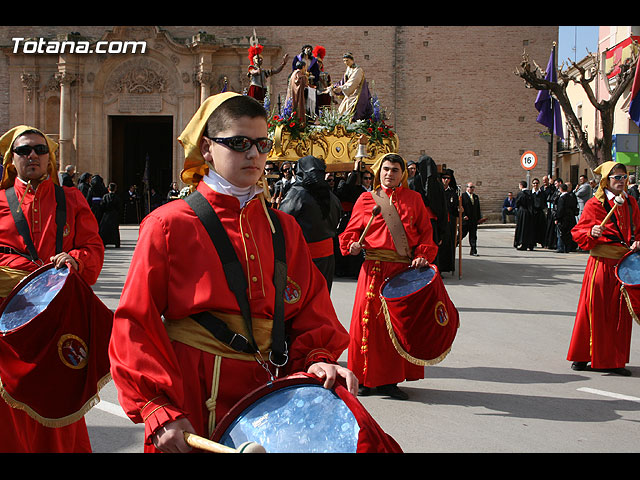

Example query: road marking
[94,400,129,419]
[577,387,640,403]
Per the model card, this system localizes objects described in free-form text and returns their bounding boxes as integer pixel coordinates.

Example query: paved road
[86,225,640,453]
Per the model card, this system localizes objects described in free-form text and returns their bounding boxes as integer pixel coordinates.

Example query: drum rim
[0,262,66,334]
[615,249,640,286]
[380,264,438,300]
[211,373,336,443]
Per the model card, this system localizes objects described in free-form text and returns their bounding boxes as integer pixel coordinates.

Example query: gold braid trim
[620,284,640,326]
[0,372,111,428]
[380,297,451,366]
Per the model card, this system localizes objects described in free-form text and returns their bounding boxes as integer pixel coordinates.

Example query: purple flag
[535,47,564,139]
[629,61,640,127]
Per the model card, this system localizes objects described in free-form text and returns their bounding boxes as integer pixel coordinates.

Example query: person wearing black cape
[99,182,121,248]
[279,155,342,291]
[514,180,536,251]
[412,155,451,272]
[440,168,459,273]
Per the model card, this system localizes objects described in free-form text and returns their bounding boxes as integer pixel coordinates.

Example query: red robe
[109,182,353,452]
[339,185,438,387]
[0,178,104,453]
[568,192,640,369]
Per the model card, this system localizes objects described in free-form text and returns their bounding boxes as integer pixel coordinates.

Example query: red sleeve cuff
[140,395,186,444]
[304,348,337,370]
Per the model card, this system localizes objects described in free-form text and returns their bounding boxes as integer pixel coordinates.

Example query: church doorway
[109,115,173,220]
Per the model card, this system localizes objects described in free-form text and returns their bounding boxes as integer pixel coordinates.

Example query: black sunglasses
[206,135,273,154]
[13,144,49,156]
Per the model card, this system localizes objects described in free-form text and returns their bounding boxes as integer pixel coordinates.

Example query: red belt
[307,238,334,259]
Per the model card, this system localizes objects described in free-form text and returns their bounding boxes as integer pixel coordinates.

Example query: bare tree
[516,42,638,171]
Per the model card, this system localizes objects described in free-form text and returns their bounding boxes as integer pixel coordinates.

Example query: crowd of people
[508,174,603,253]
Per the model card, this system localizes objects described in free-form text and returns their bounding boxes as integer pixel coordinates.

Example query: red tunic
[568,193,640,369]
[0,178,104,453]
[109,182,351,452]
[339,185,438,387]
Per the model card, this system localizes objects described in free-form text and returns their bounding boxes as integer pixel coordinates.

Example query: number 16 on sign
[521,151,537,170]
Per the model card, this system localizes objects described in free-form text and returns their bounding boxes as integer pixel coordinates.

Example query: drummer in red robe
[108,92,384,453]
[339,150,438,400]
[0,125,105,452]
[568,161,640,376]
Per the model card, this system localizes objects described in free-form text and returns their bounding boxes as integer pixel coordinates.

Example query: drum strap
[371,188,411,257]
[184,191,288,367]
[5,184,66,262]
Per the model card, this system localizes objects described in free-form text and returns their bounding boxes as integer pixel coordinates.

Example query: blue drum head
[617,251,640,285]
[0,265,69,334]
[218,383,360,453]
[382,266,436,299]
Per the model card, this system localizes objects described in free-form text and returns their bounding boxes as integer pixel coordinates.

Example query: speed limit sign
[520,151,538,170]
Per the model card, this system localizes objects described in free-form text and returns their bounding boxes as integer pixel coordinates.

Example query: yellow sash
[589,243,629,260]
[0,265,30,298]
[163,311,273,361]
[365,248,411,264]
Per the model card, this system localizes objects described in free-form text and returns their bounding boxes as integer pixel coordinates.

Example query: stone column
[197,71,214,104]
[56,71,77,166]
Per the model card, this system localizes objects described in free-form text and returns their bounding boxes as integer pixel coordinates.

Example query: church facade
[0,26,557,214]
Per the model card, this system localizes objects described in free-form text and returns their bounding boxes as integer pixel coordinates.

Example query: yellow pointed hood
[593,161,627,204]
[0,125,59,190]
[178,91,241,187]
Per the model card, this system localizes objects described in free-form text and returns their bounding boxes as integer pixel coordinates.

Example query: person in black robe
[77,172,91,204]
[555,183,578,253]
[334,162,369,278]
[514,181,536,250]
[123,185,141,224]
[412,155,451,272]
[544,178,562,249]
[99,182,121,248]
[440,168,459,273]
[87,174,108,224]
[530,178,548,247]
[279,155,342,291]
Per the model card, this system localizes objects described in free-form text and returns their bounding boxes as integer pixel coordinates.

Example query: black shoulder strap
[184,191,288,365]
[54,184,67,254]
[267,208,288,367]
[5,184,67,261]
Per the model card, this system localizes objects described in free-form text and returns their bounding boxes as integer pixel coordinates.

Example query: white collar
[202,168,262,208]
[605,188,627,200]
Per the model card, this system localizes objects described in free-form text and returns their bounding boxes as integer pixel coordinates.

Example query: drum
[616,250,640,325]
[211,373,402,453]
[0,263,113,427]
[380,265,459,365]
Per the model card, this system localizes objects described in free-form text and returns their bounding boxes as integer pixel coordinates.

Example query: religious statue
[247,43,288,104]
[332,52,373,122]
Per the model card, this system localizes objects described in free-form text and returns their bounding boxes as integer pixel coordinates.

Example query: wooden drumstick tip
[600,195,625,228]
[237,441,267,453]
[358,205,382,245]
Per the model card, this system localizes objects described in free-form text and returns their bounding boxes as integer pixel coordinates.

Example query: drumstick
[184,432,266,453]
[358,205,382,245]
[600,195,625,228]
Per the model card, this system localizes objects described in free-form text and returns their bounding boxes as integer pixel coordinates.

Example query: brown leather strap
[371,188,411,257]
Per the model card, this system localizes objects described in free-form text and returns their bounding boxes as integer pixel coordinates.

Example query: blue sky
[557,26,599,63]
